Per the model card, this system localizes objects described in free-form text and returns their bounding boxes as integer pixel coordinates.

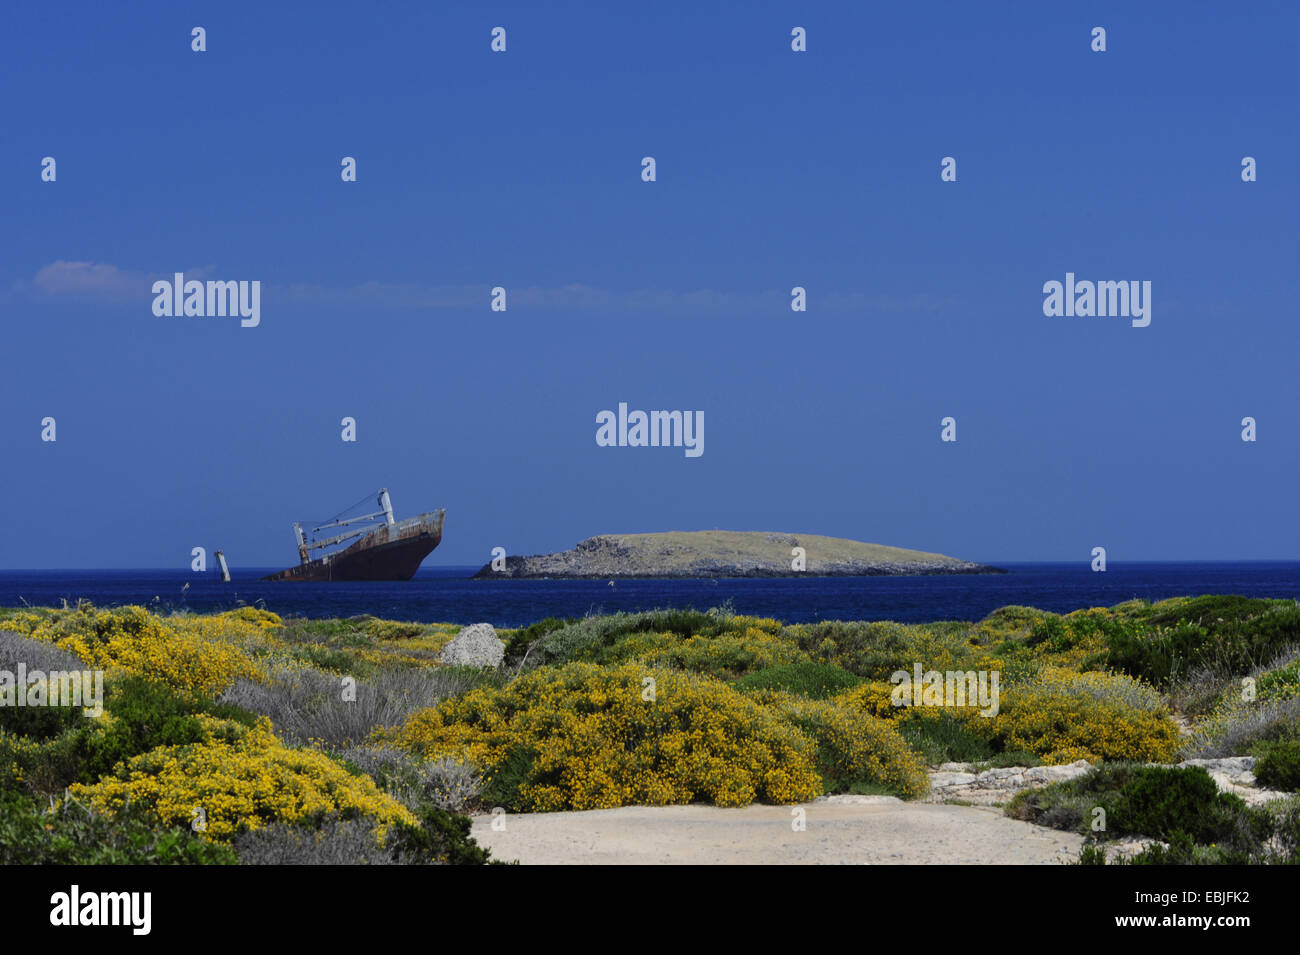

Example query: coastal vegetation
[1009,763,1300,864]
[0,593,1297,863]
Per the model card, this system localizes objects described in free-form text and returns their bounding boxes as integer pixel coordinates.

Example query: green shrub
[733,662,864,699]
[788,620,939,678]
[526,609,730,670]
[1256,651,1300,703]
[501,617,575,662]
[0,673,259,797]
[1106,596,1300,687]
[897,710,995,765]
[978,605,1052,638]
[1078,799,1300,865]
[0,728,84,796]
[576,625,803,678]
[387,800,498,865]
[1076,833,1253,865]
[79,674,256,780]
[1254,740,1300,791]
[1008,764,1249,844]
[1105,622,1206,687]
[363,620,427,641]
[476,744,538,811]
[1025,615,1068,650]
[0,789,237,865]
[296,646,357,674]
[1126,831,1254,864]
[1076,844,1109,865]
[0,691,84,741]
[1112,765,1247,842]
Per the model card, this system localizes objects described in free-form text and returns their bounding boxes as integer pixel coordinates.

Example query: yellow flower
[70,716,413,841]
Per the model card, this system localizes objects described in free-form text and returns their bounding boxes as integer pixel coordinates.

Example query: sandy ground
[471,795,1084,865]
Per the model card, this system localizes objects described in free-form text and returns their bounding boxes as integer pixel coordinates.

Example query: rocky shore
[473,530,1004,579]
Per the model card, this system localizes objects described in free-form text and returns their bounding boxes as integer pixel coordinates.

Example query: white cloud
[28,261,215,303]
[23,262,958,317]
[31,260,145,302]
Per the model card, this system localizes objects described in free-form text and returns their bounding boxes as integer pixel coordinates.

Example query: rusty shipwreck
[262,488,445,582]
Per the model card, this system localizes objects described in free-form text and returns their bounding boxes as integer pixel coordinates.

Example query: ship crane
[293,488,397,563]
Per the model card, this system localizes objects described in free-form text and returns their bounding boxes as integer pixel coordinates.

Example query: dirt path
[471,795,1083,865]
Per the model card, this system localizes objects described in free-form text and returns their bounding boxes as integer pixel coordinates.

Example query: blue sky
[1,1,1296,569]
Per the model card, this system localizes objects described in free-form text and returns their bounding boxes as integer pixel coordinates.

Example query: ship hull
[263,510,445,582]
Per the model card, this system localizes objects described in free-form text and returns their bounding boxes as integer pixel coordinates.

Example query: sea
[1,562,1298,628]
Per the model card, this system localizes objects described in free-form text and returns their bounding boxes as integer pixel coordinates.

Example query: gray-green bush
[219,665,482,747]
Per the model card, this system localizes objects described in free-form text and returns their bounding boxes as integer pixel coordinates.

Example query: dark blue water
[1,563,1297,628]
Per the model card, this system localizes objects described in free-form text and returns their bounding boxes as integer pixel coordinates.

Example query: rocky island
[472,531,1004,579]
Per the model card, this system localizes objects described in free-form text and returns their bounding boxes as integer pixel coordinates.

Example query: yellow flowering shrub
[832,666,1178,765]
[215,607,283,632]
[593,626,808,676]
[834,672,995,727]
[970,606,1118,679]
[790,619,1000,682]
[754,690,929,798]
[901,629,996,675]
[24,605,257,696]
[970,668,1180,764]
[386,662,822,811]
[70,715,414,841]
[1257,656,1300,704]
[168,607,281,644]
[1033,608,1119,669]
[972,605,1053,643]
[1,731,48,791]
[0,610,49,636]
[834,681,901,720]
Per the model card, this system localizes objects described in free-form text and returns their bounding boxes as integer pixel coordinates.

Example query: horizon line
[3,558,1300,574]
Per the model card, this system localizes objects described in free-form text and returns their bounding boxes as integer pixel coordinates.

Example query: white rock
[930,772,978,788]
[440,622,505,668]
[815,794,903,806]
[1024,760,1093,785]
